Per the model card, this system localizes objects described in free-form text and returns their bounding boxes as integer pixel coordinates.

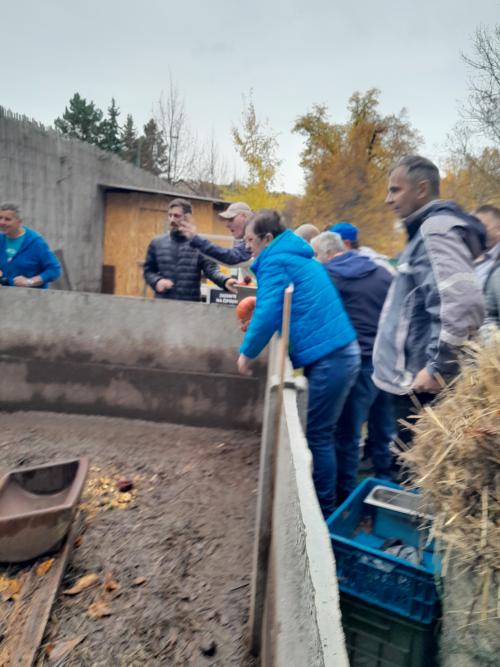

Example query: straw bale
[401,336,500,575]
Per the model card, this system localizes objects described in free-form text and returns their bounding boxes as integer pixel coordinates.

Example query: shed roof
[100,182,228,206]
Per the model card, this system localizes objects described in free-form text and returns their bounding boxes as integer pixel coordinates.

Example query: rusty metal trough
[0,458,88,563]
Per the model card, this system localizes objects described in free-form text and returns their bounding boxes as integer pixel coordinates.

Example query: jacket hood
[405,200,487,258]
[326,250,378,279]
[0,227,39,251]
[252,229,313,272]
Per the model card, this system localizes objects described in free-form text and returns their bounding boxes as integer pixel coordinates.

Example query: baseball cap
[219,202,252,219]
[328,221,358,241]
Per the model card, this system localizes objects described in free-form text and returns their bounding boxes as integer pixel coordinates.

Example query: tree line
[54,24,500,253]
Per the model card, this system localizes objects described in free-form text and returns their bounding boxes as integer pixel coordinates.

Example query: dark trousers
[392,392,436,451]
[304,340,361,519]
[335,356,396,504]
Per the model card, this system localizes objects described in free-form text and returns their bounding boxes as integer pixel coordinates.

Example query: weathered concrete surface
[260,384,348,667]
[0,109,188,291]
[442,560,500,667]
[0,289,266,430]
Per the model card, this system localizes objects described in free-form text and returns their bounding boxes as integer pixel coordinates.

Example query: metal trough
[0,458,88,563]
[364,485,433,521]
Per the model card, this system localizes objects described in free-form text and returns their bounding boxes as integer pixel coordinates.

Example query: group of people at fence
[2,153,499,519]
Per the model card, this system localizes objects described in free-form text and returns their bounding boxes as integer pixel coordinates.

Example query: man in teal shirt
[0,203,61,288]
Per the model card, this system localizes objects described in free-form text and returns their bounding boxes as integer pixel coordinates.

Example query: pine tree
[99,98,122,153]
[54,93,103,145]
[120,114,138,164]
[139,119,167,175]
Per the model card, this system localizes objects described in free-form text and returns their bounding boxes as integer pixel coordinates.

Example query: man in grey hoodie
[372,155,486,454]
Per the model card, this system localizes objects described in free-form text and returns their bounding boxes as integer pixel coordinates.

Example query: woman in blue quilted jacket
[238,210,360,518]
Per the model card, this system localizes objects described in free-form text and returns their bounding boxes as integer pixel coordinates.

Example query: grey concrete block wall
[0,289,266,430]
[0,109,180,292]
[260,387,348,666]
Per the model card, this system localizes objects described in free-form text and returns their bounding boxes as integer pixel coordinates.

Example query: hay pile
[401,338,500,582]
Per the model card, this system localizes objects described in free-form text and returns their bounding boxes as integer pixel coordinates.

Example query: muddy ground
[0,411,260,666]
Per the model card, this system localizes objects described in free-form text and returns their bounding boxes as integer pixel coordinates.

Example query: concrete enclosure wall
[249,345,348,666]
[0,289,266,430]
[0,109,223,292]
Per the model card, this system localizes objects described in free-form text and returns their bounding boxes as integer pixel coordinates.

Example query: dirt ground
[0,411,261,666]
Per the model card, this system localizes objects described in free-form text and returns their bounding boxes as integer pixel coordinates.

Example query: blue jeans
[335,356,395,503]
[304,340,360,518]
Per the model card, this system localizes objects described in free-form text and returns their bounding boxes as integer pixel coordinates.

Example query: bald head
[295,223,320,243]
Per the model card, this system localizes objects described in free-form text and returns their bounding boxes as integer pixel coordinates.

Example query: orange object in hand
[236,296,256,332]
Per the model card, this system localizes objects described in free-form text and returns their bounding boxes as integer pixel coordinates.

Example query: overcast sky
[2,0,499,193]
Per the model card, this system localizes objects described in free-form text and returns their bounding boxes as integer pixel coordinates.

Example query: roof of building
[100,182,228,206]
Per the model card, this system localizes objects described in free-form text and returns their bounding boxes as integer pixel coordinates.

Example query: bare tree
[191,130,228,197]
[462,25,500,145]
[154,77,197,184]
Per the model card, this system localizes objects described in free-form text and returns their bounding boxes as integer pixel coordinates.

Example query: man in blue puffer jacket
[0,203,61,288]
[238,210,360,518]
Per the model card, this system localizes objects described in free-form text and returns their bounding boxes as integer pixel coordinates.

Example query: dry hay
[401,337,500,585]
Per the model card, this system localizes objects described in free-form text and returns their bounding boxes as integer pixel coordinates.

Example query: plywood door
[103,192,169,297]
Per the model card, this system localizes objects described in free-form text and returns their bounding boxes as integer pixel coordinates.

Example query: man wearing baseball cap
[329,221,396,274]
[178,201,253,266]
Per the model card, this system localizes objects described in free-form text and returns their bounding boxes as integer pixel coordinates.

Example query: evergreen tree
[99,98,122,153]
[54,93,103,145]
[139,118,167,175]
[120,114,138,164]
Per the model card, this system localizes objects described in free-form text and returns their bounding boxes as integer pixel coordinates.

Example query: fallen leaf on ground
[64,573,99,595]
[46,635,86,662]
[87,600,112,618]
[0,575,21,601]
[103,572,120,592]
[132,576,146,586]
[36,558,55,577]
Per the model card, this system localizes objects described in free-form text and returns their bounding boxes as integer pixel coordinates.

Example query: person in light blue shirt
[0,203,60,288]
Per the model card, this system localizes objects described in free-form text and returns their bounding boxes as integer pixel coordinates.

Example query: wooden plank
[249,285,294,656]
[0,515,81,667]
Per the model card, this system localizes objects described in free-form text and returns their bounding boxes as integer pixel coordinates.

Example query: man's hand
[13,275,39,287]
[155,278,174,293]
[237,354,253,376]
[412,368,441,394]
[225,277,238,294]
[177,213,197,240]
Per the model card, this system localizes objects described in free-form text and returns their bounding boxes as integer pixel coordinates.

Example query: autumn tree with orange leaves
[293,89,422,255]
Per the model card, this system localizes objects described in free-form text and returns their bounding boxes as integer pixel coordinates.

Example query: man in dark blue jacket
[0,203,61,288]
[143,198,232,301]
[313,231,394,500]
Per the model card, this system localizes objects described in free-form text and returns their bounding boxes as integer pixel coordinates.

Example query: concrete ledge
[0,289,266,430]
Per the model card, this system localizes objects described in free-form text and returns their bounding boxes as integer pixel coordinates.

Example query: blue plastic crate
[327,478,440,625]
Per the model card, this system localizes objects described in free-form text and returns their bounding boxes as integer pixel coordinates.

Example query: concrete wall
[0,108,193,292]
[248,341,348,666]
[0,289,266,430]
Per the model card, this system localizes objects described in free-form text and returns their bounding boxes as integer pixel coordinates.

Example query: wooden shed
[100,184,232,297]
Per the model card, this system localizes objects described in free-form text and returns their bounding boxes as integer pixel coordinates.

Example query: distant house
[0,107,231,294]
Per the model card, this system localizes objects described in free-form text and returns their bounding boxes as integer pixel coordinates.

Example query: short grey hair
[391,155,440,197]
[312,231,345,259]
[0,202,22,218]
